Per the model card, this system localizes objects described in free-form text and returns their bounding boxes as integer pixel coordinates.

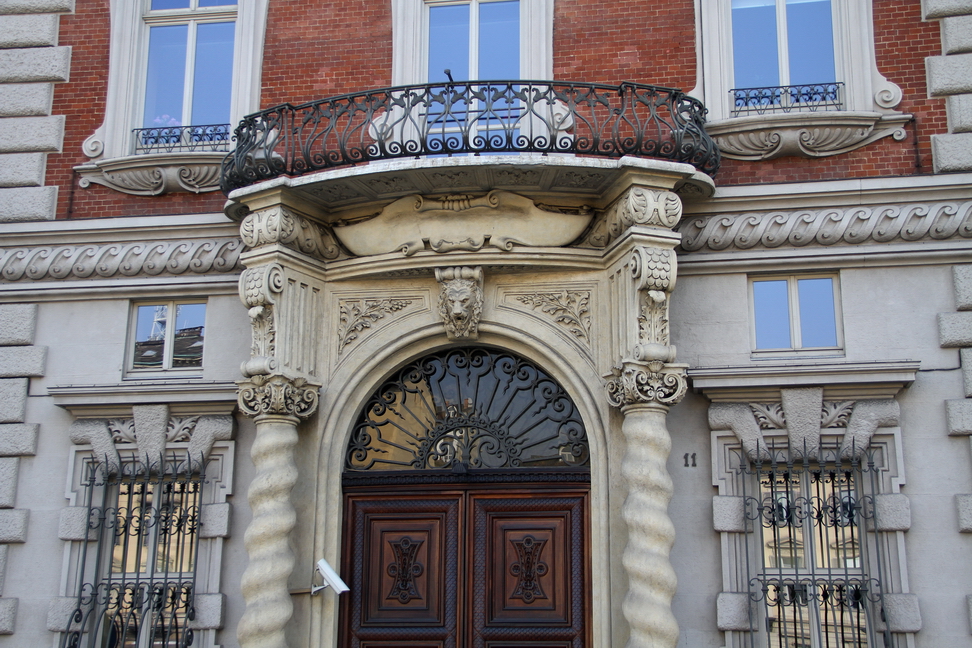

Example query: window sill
[74,152,225,196]
[705,111,912,161]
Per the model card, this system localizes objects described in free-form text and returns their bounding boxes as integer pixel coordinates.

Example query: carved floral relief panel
[500,284,596,352]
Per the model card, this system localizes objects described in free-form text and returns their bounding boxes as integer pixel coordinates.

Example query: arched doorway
[340,347,591,648]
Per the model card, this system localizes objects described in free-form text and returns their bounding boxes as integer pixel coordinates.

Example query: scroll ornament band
[606,360,688,408]
[237,374,319,419]
[677,201,972,252]
[240,206,341,260]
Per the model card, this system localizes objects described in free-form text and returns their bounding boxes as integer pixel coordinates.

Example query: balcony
[219,80,721,194]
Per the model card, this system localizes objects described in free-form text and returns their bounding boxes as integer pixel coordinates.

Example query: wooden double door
[341,479,589,648]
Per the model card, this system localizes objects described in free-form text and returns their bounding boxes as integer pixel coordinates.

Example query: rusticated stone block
[0,185,56,221]
[873,493,911,531]
[0,509,27,542]
[0,0,74,12]
[712,496,746,533]
[0,346,46,377]
[46,596,81,632]
[948,94,972,133]
[883,593,922,632]
[189,593,225,630]
[0,459,18,509]
[0,46,69,83]
[0,304,36,346]
[943,15,972,54]
[962,349,972,397]
[947,399,972,435]
[956,266,972,310]
[716,592,751,631]
[0,379,27,423]
[957,494,972,532]
[0,424,37,456]
[923,0,972,19]
[200,502,231,538]
[0,14,58,48]
[0,546,7,596]
[932,132,972,173]
[940,311,972,347]
[57,507,90,541]
[0,597,15,634]
[0,83,52,116]
[0,152,44,187]
[0,115,63,152]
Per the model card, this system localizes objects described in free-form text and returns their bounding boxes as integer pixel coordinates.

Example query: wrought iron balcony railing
[220,80,721,193]
[730,82,844,117]
[133,123,232,155]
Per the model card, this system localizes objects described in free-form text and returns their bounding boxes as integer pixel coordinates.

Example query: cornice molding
[678,201,972,252]
[75,153,225,196]
[0,238,243,282]
[705,112,911,160]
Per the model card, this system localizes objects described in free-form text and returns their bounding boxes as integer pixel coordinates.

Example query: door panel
[342,486,587,648]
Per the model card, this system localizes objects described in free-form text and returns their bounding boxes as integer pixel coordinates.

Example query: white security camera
[311,558,350,596]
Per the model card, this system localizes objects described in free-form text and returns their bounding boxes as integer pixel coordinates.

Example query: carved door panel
[342,487,588,648]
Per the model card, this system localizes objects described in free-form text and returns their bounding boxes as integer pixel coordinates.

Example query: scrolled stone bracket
[239,264,284,378]
[585,186,684,248]
[239,205,341,261]
[606,360,689,408]
[237,374,320,421]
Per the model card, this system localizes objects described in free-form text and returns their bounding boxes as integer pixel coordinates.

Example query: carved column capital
[237,374,319,420]
[606,360,688,408]
[240,205,340,260]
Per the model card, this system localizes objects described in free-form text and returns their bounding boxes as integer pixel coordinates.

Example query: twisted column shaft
[620,403,678,648]
[238,414,299,648]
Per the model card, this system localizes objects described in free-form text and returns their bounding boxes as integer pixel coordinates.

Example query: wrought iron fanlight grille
[345,348,589,471]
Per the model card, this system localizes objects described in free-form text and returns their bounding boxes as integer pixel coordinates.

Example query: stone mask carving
[435,266,484,339]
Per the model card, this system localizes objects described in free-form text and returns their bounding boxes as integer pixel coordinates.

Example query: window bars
[61,453,205,648]
[730,83,844,117]
[734,445,892,648]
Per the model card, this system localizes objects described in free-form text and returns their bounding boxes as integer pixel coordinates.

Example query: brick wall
[43,0,952,217]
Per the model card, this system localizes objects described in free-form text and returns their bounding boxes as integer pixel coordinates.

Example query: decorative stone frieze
[331,190,593,256]
[705,112,910,160]
[678,201,972,252]
[239,205,340,260]
[586,187,682,248]
[0,238,243,282]
[237,374,319,420]
[74,153,224,195]
[435,266,484,340]
[337,297,415,352]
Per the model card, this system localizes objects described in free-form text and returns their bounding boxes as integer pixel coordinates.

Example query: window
[391,0,552,85]
[751,275,841,352]
[730,0,841,115]
[135,0,236,154]
[62,454,204,648]
[696,0,904,122]
[737,448,890,648]
[130,301,206,373]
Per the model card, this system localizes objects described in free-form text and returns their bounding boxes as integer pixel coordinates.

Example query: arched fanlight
[345,347,589,471]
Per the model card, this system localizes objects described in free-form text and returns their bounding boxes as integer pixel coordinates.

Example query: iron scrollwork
[221,80,720,193]
[345,348,589,471]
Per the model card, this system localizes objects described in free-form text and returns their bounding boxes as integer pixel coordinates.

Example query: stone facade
[0,2,970,648]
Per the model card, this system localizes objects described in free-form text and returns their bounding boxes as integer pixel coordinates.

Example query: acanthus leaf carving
[239,206,341,260]
[515,291,591,342]
[108,416,200,445]
[237,374,320,420]
[587,187,683,248]
[606,360,688,408]
[436,267,484,340]
[750,403,786,429]
[338,298,415,352]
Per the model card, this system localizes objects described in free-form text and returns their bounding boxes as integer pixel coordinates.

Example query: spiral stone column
[237,375,319,648]
[601,183,689,648]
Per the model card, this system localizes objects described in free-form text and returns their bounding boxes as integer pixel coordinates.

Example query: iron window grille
[61,453,206,648]
[733,444,892,648]
[730,83,844,117]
